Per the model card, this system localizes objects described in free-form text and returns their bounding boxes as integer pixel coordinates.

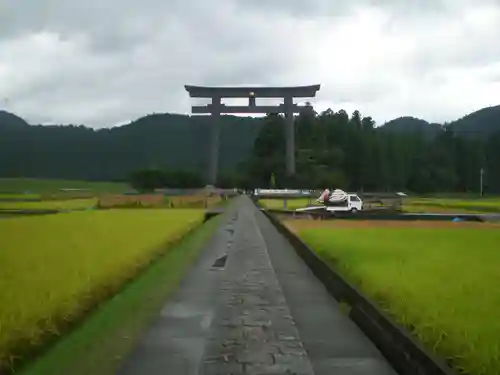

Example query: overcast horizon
[1,0,500,129]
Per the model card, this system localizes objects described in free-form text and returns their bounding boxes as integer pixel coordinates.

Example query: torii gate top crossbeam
[184,84,320,98]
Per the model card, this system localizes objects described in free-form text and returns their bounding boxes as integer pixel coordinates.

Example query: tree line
[2,107,500,194]
[0,112,260,181]
[131,108,500,194]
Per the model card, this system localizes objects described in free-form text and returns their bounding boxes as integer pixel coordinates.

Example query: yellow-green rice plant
[298,226,500,375]
[0,209,204,371]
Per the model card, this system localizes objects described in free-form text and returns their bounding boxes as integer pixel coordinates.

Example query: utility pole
[480,167,484,197]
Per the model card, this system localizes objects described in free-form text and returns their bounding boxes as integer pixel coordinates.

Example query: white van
[324,194,363,213]
[296,193,363,214]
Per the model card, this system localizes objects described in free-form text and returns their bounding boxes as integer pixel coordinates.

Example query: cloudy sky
[1,0,500,128]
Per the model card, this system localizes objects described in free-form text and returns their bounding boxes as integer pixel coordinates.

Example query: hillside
[1,104,500,184]
[0,112,263,181]
[379,116,442,139]
[449,105,500,136]
[380,107,500,138]
[0,110,29,128]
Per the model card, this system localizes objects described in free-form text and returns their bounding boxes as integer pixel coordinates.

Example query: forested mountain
[1,105,500,193]
[0,112,262,181]
[244,108,500,193]
[0,110,29,128]
[379,116,442,140]
[379,106,500,139]
[449,105,500,137]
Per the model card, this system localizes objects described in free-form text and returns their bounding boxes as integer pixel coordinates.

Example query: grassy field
[289,220,500,375]
[0,178,129,194]
[18,212,222,375]
[0,209,205,373]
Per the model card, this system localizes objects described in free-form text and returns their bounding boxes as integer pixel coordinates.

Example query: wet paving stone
[199,203,314,375]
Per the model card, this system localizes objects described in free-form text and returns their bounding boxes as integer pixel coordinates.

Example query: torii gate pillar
[209,96,221,189]
[185,84,321,185]
[284,95,295,176]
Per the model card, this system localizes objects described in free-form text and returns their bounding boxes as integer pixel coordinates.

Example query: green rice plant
[0,199,98,211]
[403,204,477,214]
[407,198,500,213]
[298,227,500,375]
[0,209,204,372]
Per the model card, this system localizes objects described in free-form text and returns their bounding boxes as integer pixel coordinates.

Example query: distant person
[319,188,330,204]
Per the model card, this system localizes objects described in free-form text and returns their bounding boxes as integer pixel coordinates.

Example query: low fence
[256,191,405,211]
[97,194,224,209]
[156,188,240,197]
[97,194,165,209]
[261,207,485,222]
[257,204,457,375]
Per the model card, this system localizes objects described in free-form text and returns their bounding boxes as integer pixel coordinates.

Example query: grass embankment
[294,223,500,375]
[0,209,205,373]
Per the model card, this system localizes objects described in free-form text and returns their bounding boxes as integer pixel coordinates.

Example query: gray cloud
[0,0,499,127]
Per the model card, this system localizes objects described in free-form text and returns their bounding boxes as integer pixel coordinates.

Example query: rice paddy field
[0,209,205,372]
[0,193,41,200]
[0,178,128,195]
[0,195,223,212]
[408,198,500,213]
[286,219,500,375]
[0,192,223,212]
[0,198,98,210]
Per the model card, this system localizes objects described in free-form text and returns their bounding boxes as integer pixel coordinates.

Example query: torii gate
[184,84,321,185]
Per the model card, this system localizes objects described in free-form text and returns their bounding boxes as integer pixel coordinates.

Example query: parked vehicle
[296,189,363,214]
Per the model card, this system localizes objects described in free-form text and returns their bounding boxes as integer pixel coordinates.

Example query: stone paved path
[117,196,397,375]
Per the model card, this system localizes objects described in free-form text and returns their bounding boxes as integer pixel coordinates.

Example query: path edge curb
[255,201,458,375]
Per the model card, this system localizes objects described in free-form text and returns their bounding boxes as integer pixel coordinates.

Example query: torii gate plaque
[184,84,321,185]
